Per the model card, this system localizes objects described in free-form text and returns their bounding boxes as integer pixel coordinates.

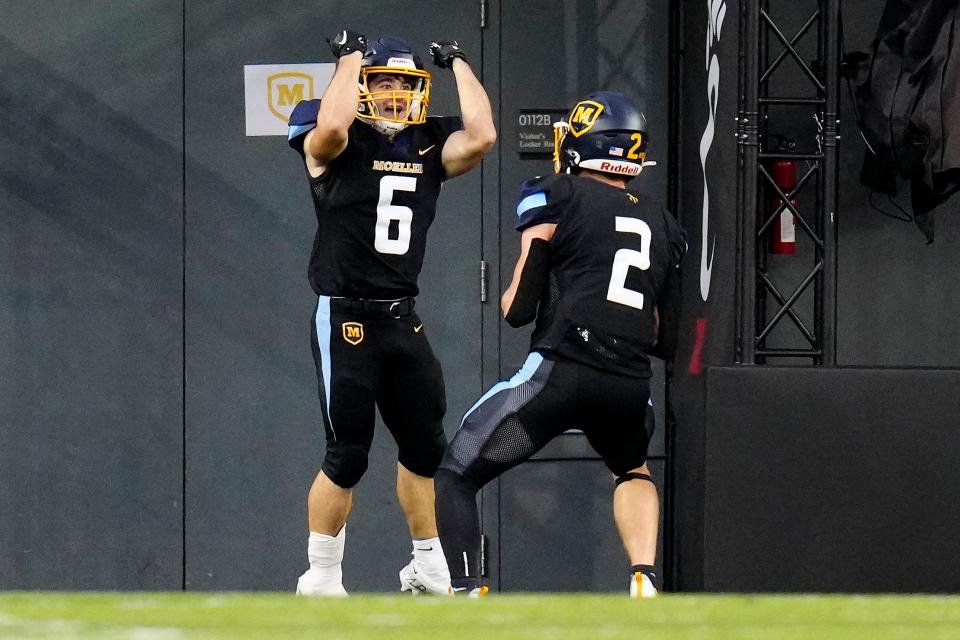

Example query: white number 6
[375,175,416,255]
[606,216,652,310]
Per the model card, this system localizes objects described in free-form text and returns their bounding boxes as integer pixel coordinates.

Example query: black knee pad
[398,428,448,478]
[615,472,657,490]
[322,443,370,489]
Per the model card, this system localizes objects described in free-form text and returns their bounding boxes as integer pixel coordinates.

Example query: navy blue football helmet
[553,91,655,179]
[357,36,432,134]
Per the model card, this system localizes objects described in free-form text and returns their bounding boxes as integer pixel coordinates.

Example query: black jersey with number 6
[514,173,686,378]
[288,99,462,298]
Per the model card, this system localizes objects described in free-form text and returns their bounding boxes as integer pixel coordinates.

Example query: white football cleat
[399,558,452,595]
[296,569,348,597]
[629,572,658,598]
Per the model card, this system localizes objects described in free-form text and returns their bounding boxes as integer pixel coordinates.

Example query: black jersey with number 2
[515,173,686,378]
[288,99,462,298]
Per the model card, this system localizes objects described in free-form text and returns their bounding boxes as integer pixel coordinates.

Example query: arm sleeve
[649,267,681,361]
[649,207,687,361]
[504,238,552,328]
[514,174,572,231]
[663,205,688,267]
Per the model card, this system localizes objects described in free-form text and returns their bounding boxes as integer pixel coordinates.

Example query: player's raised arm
[304,30,366,171]
[429,41,496,178]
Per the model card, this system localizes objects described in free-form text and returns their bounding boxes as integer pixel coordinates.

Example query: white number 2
[606,216,652,310]
[375,175,416,255]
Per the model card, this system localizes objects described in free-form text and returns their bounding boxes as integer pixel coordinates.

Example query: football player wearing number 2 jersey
[435,91,686,597]
[288,30,495,596]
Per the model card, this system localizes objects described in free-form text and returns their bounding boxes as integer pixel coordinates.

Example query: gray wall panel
[0,2,183,589]
[183,0,483,590]
[497,0,671,444]
[492,0,671,591]
[498,0,671,378]
[498,458,665,592]
[9,0,957,595]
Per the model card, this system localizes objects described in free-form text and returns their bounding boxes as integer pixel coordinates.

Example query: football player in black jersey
[288,30,495,596]
[435,91,685,597]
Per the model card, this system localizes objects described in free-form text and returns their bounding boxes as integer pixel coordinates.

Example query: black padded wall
[0,2,184,589]
[703,366,960,592]
[670,0,741,591]
[669,0,960,592]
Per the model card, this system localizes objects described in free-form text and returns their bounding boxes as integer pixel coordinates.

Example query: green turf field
[1,593,958,640]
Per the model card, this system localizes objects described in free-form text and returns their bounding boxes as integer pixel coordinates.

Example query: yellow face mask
[553,121,570,174]
[357,67,432,135]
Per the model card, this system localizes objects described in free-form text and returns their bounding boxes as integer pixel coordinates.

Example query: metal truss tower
[736,0,841,365]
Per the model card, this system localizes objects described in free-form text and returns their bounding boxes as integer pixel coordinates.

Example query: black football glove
[429,41,468,69]
[327,30,367,58]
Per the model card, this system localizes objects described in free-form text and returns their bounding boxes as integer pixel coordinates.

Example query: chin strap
[371,119,408,135]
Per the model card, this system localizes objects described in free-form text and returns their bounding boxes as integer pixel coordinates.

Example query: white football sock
[307,526,345,580]
[412,536,448,573]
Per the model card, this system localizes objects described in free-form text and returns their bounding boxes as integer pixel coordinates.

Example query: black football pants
[435,352,652,589]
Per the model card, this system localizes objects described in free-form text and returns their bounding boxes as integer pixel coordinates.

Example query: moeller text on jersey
[372,160,424,174]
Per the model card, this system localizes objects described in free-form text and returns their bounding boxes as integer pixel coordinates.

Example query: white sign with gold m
[243,63,335,136]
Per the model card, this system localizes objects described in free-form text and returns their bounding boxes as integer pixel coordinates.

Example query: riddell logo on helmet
[387,57,416,69]
[599,161,641,176]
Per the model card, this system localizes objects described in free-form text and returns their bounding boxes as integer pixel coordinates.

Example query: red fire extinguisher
[768,159,797,254]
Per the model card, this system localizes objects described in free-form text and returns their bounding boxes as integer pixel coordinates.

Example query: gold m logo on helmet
[268,72,315,123]
[342,322,364,346]
[568,100,605,137]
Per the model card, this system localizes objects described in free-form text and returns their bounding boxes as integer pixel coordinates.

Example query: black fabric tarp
[856,0,960,241]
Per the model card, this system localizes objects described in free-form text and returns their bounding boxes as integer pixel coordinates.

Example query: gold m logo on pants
[342,322,364,346]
